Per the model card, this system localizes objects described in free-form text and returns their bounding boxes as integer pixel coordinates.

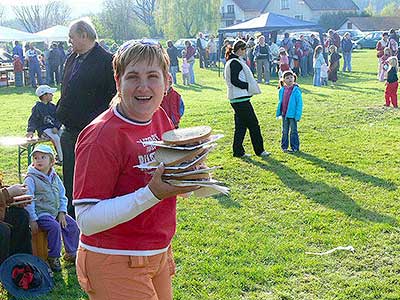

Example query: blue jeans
[209,53,217,66]
[343,52,352,72]
[169,65,178,84]
[281,118,299,151]
[189,60,195,84]
[313,68,321,86]
[300,56,308,76]
[29,62,43,87]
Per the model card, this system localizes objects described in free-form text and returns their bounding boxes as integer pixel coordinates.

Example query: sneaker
[48,257,62,272]
[259,151,271,157]
[241,153,251,158]
[282,149,288,153]
[63,253,76,264]
[288,149,299,154]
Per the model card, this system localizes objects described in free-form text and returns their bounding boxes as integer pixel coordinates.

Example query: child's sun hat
[0,254,54,298]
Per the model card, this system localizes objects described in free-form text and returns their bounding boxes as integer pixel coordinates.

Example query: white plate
[134,145,215,170]
[139,134,224,150]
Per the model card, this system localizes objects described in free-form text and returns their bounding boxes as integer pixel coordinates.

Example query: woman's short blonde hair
[111,40,170,106]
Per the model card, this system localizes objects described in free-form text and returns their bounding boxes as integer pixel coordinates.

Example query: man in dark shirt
[56,20,116,218]
[166,40,179,84]
[253,35,271,84]
[196,32,207,69]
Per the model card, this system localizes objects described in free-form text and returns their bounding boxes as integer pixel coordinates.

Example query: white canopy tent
[0,26,36,42]
[32,25,69,43]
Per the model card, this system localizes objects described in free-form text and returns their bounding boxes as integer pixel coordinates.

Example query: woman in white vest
[224,39,270,158]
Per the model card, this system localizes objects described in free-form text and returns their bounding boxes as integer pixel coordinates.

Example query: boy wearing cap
[27,85,63,164]
[24,145,79,272]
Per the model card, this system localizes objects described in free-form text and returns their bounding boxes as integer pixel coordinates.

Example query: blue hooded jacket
[276,85,303,121]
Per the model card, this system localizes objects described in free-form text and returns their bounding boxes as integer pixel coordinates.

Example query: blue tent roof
[218,12,322,33]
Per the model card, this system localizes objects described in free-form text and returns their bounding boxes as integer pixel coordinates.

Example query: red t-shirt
[74,107,176,251]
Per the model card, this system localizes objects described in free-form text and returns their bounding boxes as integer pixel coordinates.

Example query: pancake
[162,126,212,146]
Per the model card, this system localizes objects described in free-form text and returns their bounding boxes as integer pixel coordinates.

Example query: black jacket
[56,43,116,132]
[387,67,398,83]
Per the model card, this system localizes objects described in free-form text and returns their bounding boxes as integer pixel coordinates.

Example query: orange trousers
[76,247,176,300]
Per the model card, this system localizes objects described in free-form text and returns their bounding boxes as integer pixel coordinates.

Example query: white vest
[224,57,261,100]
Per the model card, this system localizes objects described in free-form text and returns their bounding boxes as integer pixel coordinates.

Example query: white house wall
[264,1,315,22]
[338,22,361,31]
[221,0,245,23]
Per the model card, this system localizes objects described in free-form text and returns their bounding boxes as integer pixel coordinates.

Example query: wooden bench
[31,229,48,261]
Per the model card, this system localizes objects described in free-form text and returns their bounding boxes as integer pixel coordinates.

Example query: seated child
[181,50,190,85]
[320,63,328,86]
[26,85,63,164]
[0,178,32,264]
[160,76,185,128]
[24,145,80,272]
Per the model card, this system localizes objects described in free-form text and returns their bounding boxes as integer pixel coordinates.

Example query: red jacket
[13,58,23,72]
[160,88,183,127]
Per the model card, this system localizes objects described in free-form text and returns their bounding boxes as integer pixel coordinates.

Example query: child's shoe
[63,253,76,264]
[48,257,62,272]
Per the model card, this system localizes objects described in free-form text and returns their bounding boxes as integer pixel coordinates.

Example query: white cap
[35,85,57,97]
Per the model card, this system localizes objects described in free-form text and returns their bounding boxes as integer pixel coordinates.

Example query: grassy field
[1,49,400,299]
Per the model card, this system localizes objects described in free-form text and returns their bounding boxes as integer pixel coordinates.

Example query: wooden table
[0,136,51,182]
[0,66,29,87]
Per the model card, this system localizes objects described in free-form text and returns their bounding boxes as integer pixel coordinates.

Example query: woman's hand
[148,163,199,200]
[7,184,28,198]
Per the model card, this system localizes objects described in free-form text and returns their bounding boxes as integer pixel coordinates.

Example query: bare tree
[12,1,71,33]
[133,0,157,36]
[0,5,5,26]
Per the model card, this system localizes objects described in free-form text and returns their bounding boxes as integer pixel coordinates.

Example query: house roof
[303,0,359,11]
[233,0,268,12]
[342,17,400,31]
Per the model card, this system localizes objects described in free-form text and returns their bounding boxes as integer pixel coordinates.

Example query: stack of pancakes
[137,126,228,196]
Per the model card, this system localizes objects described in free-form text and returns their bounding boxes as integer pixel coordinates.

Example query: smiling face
[115,60,168,122]
[32,152,54,174]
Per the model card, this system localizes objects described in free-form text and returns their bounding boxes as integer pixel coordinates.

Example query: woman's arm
[230,60,248,90]
[75,186,160,235]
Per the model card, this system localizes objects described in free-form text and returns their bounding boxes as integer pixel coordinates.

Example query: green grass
[1,49,400,299]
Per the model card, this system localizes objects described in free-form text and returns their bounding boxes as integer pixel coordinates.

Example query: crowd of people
[1,21,399,299]
[376,29,399,108]
[11,41,67,88]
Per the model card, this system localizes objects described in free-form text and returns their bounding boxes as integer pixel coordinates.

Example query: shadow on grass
[174,83,222,92]
[246,156,397,225]
[212,193,241,208]
[296,152,397,191]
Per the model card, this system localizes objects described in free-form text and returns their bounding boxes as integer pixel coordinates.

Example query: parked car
[174,38,197,58]
[336,29,364,41]
[354,31,384,49]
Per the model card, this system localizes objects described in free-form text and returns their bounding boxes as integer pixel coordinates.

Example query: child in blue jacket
[276,70,303,153]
